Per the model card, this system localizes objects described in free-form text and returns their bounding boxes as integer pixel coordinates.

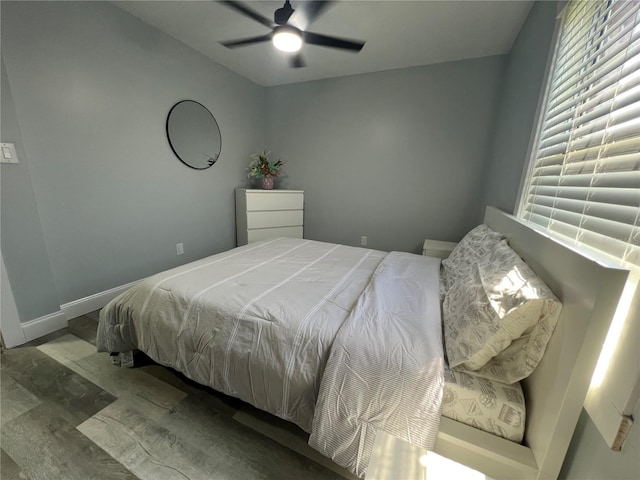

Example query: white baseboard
[1,254,27,348]
[21,310,68,343]
[61,279,141,320]
[2,278,140,348]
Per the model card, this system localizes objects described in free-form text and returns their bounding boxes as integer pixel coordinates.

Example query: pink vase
[262,176,274,190]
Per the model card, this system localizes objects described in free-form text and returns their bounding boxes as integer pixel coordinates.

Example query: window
[518,0,639,268]
[517,0,640,451]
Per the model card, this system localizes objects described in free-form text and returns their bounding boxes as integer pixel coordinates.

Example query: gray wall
[561,399,640,479]
[265,56,506,253]
[1,1,264,313]
[1,58,61,321]
[481,0,558,213]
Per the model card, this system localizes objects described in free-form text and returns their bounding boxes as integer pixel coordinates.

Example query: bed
[98,236,444,477]
[97,207,629,480]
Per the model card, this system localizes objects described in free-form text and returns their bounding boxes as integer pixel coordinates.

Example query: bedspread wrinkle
[309,252,444,478]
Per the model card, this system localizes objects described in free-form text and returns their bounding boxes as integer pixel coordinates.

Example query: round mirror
[166,100,222,170]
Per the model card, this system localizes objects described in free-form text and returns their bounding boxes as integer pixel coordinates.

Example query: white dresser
[235,189,304,246]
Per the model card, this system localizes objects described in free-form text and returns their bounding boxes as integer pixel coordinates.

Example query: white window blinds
[519,0,640,266]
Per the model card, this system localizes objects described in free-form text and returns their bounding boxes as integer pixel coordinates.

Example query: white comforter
[310,251,444,477]
[97,237,443,477]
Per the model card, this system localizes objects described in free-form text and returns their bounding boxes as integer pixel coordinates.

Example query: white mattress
[441,365,525,443]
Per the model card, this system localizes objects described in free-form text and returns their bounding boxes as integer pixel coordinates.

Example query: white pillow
[465,318,559,384]
[444,241,562,383]
[441,224,505,292]
[443,264,502,369]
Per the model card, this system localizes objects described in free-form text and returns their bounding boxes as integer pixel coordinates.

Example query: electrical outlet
[360,236,368,246]
[176,243,184,255]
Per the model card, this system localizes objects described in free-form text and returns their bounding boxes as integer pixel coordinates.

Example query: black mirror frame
[166,100,222,170]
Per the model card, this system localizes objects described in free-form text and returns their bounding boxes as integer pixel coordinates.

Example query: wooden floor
[0,315,355,480]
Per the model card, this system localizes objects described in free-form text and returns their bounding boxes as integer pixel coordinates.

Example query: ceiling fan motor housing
[274,0,295,25]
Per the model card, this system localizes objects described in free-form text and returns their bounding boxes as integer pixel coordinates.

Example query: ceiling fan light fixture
[220,1,366,68]
[272,26,302,52]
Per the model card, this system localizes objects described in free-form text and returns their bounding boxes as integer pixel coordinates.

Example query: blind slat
[546,6,639,110]
[547,27,639,113]
[520,0,640,266]
[544,45,640,129]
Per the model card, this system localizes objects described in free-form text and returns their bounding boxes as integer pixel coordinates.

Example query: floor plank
[79,393,343,480]
[138,362,242,416]
[68,314,100,345]
[1,347,116,425]
[79,399,255,480]
[2,401,138,480]
[1,448,29,480]
[0,372,41,426]
[37,335,187,410]
[234,406,359,480]
[159,394,346,480]
[2,324,352,480]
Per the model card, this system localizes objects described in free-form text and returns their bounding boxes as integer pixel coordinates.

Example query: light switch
[0,143,19,164]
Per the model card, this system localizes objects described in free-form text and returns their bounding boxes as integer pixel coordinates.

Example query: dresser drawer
[247,226,303,243]
[245,192,304,211]
[247,210,303,229]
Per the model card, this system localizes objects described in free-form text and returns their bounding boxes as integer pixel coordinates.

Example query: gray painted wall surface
[481,0,558,213]
[561,399,640,479]
[265,56,506,253]
[1,1,264,310]
[1,58,61,321]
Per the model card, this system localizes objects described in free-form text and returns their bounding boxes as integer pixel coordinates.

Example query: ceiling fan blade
[289,53,306,68]
[303,31,365,52]
[220,1,274,29]
[292,0,335,28]
[220,34,272,48]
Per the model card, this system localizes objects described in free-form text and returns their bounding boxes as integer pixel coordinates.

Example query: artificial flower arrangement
[248,150,283,178]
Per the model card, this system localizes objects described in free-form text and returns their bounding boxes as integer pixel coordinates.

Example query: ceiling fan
[219,0,366,68]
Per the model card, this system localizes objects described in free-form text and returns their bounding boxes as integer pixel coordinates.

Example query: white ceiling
[114,0,534,87]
